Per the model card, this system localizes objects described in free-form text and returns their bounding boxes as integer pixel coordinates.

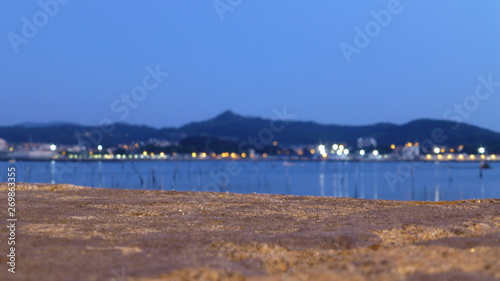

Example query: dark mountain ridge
[1,111,499,151]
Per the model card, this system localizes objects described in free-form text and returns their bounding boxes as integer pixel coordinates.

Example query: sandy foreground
[0,183,499,281]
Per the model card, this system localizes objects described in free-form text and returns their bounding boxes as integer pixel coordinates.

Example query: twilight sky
[1,1,499,131]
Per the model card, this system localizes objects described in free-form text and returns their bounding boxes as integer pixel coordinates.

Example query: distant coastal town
[0,137,496,162]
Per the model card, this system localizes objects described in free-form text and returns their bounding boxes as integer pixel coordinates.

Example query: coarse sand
[0,183,499,281]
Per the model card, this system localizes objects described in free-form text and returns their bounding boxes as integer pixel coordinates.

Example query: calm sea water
[1,160,498,201]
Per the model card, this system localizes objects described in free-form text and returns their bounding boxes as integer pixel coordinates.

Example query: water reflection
[319,171,325,197]
[50,160,56,184]
[434,161,440,202]
[284,165,291,195]
[2,160,498,201]
[373,162,378,200]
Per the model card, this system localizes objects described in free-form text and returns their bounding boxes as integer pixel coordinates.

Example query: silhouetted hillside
[1,111,499,151]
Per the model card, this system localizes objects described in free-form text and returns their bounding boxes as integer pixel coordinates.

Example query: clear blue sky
[1,0,499,131]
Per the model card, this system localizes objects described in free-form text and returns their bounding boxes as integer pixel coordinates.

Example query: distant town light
[491,155,496,160]
[339,145,344,151]
[318,145,326,155]
[50,144,57,151]
[390,144,395,149]
[360,150,365,156]
[372,150,379,156]
[478,147,485,154]
[191,152,197,158]
[433,147,440,154]
[336,150,342,156]
[344,149,349,155]
[458,154,464,160]
[97,145,103,151]
[426,154,432,160]
[332,144,338,150]
[470,154,475,160]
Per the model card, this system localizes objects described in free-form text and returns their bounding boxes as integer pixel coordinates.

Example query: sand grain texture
[0,183,499,281]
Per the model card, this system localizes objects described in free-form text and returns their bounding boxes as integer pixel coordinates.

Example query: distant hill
[179,111,500,148]
[1,111,499,152]
[16,122,81,128]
